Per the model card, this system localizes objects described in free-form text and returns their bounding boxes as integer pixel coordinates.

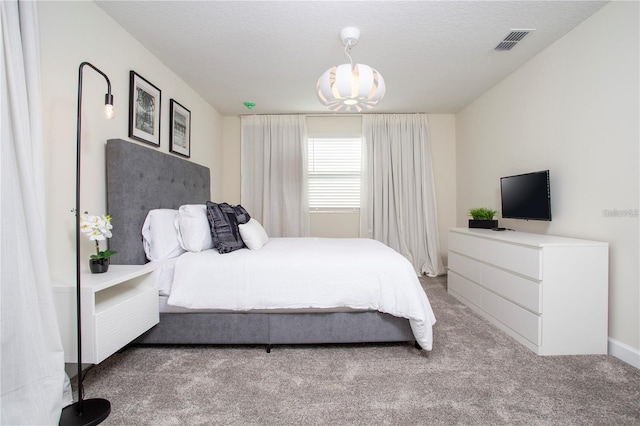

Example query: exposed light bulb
[104,92,115,119]
[104,104,115,120]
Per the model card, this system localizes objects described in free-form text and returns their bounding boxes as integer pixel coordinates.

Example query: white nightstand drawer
[53,264,159,364]
[94,283,158,363]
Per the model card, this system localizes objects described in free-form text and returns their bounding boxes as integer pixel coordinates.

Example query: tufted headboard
[106,139,211,265]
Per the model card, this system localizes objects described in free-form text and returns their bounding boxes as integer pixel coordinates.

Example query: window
[307,137,362,211]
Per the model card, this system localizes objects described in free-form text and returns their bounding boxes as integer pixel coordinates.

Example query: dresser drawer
[450,231,542,279]
[449,271,541,346]
[449,252,542,314]
[482,287,541,346]
[448,270,484,308]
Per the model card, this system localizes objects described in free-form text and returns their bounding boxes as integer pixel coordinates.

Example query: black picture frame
[129,71,161,146]
[169,99,191,158]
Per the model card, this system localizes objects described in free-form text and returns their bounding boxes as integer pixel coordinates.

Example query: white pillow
[238,218,269,250]
[141,209,185,261]
[175,204,213,252]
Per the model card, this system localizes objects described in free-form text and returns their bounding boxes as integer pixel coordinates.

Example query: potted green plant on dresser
[468,207,498,229]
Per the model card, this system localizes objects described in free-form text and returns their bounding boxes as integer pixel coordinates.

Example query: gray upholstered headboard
[106,139,211,265]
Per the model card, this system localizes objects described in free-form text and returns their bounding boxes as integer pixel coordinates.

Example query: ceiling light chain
[316,27,386,113]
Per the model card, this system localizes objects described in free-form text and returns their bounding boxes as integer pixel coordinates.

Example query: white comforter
[167,238,436,350]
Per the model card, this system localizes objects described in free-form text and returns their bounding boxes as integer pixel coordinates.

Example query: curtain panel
[361,114,444,276]
[1,1,71,423]
[241,115,310,237]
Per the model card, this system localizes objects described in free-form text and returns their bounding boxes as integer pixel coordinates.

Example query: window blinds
[308,137,362,211]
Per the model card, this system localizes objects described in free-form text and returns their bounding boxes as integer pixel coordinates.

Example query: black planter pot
[468,219,498,229]
[89,257,110,274]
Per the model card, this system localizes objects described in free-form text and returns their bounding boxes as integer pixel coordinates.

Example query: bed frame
[106,138,417,351]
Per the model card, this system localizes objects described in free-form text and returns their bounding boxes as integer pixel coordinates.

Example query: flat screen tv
[500,170,552,221]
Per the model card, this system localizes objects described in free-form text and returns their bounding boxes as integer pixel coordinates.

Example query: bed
[106,138,435,352]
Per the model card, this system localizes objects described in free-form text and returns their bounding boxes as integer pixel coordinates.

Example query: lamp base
[59,398,111,426]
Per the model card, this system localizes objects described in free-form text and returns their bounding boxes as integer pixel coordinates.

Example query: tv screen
[500,170,551,221]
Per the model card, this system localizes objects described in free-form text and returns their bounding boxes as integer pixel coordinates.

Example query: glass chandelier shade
[316,63,386,113]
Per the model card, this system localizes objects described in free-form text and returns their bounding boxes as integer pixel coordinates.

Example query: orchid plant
[80,212,117,260]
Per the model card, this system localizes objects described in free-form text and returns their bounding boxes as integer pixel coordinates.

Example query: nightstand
[52,263,159,364]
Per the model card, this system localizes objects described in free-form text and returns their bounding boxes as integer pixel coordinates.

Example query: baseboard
[608,337,640,369]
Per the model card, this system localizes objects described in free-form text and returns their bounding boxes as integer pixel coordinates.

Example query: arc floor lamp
[59,61,114,426]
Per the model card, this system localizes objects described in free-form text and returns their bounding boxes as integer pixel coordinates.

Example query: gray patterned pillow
[206,202,251,254]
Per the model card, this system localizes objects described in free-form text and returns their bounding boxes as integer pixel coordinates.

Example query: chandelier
[317,27,386,113]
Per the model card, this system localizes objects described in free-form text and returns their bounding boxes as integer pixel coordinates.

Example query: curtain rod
[239,113,360,117]
[238,113,429,118]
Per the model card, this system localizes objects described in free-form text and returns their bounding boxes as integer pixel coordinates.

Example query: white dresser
[53,263,159,364]
[447,228,608,355]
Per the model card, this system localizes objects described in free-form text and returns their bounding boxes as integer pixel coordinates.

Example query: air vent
[494,29,534,51]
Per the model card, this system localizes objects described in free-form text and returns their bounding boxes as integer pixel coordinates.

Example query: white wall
[221,114,457,261]
[456,2,639,364]
[39,1,223,280]
[221,116,241,204]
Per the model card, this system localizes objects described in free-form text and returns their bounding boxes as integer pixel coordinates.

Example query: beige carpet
[79,276,640,425]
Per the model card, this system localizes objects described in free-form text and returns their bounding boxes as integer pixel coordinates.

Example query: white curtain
[241,115,310,237]
[361,114,445,276]
[1,1,71,424]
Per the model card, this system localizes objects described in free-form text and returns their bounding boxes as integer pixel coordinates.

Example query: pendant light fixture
[317,27,386,113]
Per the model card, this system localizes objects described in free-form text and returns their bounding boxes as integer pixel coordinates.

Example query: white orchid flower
[99,227,113,239]
[79,212,116,260]
[90,227,104,240]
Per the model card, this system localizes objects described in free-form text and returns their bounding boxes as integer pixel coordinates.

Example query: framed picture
[169,99,191,158]
[129,71,161,146]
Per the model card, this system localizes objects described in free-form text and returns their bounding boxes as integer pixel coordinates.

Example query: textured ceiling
[95,1,608,116]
